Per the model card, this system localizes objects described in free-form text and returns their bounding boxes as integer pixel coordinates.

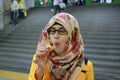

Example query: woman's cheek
[61,35,69,43]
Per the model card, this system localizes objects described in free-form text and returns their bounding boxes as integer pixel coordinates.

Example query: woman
[18,0,27,18]
[10,0,19,24]
[53,0,63,15]
[28,12,94,80]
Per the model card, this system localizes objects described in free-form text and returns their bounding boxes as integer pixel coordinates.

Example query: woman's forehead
[50,22,64,28]
[52,24,63,28]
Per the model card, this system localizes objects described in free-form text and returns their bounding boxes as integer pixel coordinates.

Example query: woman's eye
[50,28,56,32]
[59,29,66,32]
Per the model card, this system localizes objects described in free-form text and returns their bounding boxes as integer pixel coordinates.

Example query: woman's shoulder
[83,57,94,70]
[76,58,94,80]
[84,57,93,65]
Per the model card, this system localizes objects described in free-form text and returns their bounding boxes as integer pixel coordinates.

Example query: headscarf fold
[37,13,85,80]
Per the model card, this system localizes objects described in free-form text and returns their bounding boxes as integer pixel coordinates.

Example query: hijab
[37,12,85,80]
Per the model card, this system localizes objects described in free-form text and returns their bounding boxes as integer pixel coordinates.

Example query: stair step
[84,39,120,44]
[94,68,120,80]
[0,47,35,53]
[85,43,120,49]
[86,28,120,31]
[0,63,30,73]
[93,60,120,69]
[0,42,37,49]
[94,67,120,74]
[86,53,120,62]
[0,56,31,65]
[10,32,40,37]
[85,48,120,55]
[1,39,38,44]
[13,29,42,32]
[0,51,34,58]
[84,35,120,40]
[82,31,120,35]
[4,35,39,40]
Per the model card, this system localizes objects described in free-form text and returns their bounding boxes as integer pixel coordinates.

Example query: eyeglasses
[48,27,68,35]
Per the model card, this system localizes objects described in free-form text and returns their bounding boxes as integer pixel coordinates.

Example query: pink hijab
[37,12,85,80]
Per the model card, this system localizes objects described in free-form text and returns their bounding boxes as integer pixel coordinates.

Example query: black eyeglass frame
[47,27,68,35]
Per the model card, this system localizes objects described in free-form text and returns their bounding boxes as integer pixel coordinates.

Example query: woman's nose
[54,32,59,39]
[54,36,59,39]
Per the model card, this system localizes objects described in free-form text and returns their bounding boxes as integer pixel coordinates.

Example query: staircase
[75,5,120,80]
[0,7,52,73]
[0,5,120,80]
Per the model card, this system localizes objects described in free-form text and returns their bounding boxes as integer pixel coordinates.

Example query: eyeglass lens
[49,27,68,35]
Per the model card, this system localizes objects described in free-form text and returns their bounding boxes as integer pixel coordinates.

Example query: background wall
[3,0,11,29]
[0,0,10,30]
[0,0,3,29]
[3,0,11,12]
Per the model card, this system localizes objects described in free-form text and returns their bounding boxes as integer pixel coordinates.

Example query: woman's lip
[54,43,59,46]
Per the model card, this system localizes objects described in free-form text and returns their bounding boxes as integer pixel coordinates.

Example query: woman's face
[49,24,69,55]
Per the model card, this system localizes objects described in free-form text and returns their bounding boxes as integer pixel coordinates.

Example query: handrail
[3,9,10,16]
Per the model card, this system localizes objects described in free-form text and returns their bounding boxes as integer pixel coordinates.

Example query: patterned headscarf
[38,12,85,80]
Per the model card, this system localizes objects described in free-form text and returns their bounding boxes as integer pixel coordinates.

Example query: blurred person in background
[63,0,68,5]
[18,0,27,19]
[10,0,19,24]
[53,0,63,15]
[100,0,106,3]
[50,0,54,11]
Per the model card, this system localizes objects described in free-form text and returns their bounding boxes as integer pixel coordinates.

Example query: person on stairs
[18,0,27,19]
[53,0,63,15]
[10,0,19,24]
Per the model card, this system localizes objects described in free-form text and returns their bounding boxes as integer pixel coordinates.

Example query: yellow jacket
[18,0,26,9]
[28,55,94,80]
